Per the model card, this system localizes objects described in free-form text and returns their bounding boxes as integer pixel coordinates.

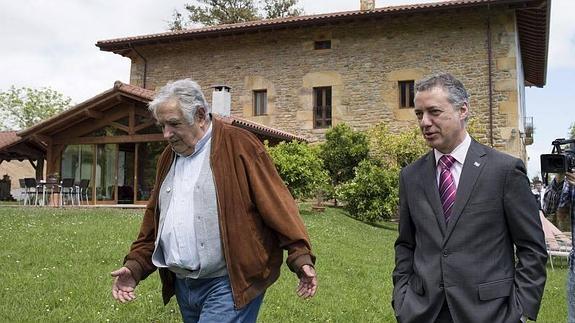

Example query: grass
[0,205,567,322]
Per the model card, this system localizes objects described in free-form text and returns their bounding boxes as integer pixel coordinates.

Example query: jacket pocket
[408,274,425,296]
[477,277,514,300]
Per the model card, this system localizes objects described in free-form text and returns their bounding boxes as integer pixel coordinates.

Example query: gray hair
[148,78,211,124]
[415,73,469,111]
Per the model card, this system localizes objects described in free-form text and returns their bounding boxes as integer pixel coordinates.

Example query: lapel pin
[473,162,480,167]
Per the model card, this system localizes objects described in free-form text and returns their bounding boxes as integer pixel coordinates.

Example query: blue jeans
[174,275,264,323]
[569,253,575,323]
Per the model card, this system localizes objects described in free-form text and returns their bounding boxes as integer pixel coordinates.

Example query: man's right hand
[566,170,575,186]
[556,170,575,185]
[111,267,137,303]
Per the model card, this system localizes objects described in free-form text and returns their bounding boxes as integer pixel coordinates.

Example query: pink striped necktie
[438,155,457,221]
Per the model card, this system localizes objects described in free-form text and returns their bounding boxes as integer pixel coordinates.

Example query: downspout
[130,43,148,89]
[486,5,494,147]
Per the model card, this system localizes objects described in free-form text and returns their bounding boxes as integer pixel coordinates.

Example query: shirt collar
[175,122,213,158]
[434,132,471,166]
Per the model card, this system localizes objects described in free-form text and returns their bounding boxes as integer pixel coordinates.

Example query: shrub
[266,141,330,200]
[337,123,428,221]
[337,159,400,223]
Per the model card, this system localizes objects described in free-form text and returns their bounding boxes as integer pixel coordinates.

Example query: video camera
[540,138,575,185]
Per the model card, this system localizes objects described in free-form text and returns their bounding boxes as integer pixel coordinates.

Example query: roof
[216,115,306,144]
[0,131,46,162]
[96,0,550,87]
[0,131,20,149]
[17,82,306,143]
[17,81,153,138]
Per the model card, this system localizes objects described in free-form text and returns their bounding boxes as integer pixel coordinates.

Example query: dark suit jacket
[392,140,547,323]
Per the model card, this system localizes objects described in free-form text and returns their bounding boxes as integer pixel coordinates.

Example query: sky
[0,0,573,178]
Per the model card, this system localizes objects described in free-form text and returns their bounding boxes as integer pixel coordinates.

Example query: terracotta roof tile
[114,81,155,100]
[96,0,532,47]
[0,131,21,150]
[216,115,306,143]
[97,0,549,87]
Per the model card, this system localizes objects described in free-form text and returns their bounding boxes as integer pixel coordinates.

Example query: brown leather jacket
[123,116,315,308]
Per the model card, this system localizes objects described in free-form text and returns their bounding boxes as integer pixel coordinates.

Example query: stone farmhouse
[0,0,550,204]
[97,0,549,161]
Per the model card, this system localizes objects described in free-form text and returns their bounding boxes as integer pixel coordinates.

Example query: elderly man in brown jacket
[111,79,317,323]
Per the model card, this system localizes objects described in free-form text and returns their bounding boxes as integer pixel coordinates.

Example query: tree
[319,123,369,187]
[168,0,303,30]
[570,122,575,139]
[262,0,302,19]
[168,10,187,31]
[0,86,71,130]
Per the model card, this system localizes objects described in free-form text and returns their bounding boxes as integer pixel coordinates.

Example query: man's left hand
[297,265,317,299]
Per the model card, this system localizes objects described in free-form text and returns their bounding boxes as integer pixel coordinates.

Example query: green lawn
[0,205,567,322]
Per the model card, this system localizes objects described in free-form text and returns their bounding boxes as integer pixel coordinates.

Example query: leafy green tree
[168,0,303,30]
[570,122,575,139]
[262,0,302,18]
[168,10,187,31]
[319,123,369,187]
[0,86,71,130]
[266,140,329,200]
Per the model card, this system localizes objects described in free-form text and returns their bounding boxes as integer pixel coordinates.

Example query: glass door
[118,143,135,204]
[95,144,117,203]
[136,141,166,203]
[61,144,94,204]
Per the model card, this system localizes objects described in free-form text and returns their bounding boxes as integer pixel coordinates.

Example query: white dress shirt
[434,133,472,188]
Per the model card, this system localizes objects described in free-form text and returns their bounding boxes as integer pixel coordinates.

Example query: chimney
[211,85,231,116]
[360,0,375,11]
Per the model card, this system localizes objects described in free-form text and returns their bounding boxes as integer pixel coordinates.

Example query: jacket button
[442,250,448,257]
[166,187,171,193]
[439,282,444,289]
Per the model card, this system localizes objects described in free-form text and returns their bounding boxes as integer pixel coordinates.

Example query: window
[314,40,331,50]
[398,80,415,108]
[253,90,267,116]
[313,87,332,129]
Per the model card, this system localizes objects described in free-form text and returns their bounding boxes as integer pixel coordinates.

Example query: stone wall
[128,6,527,160]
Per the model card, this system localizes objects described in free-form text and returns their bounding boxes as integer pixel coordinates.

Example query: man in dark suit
[392,73,547,323]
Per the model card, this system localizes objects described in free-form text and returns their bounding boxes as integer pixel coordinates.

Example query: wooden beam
[133,120,157,132]
[30,133,52,145]
[85,110,104,119]
[134,108,152,116]
[27,158,37,169]
[47,144,65,176]
[23,96,120,137]
[53,108,130,141]
[110,122,130,133]
[54,134,165,145]
[129,104,136,135]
